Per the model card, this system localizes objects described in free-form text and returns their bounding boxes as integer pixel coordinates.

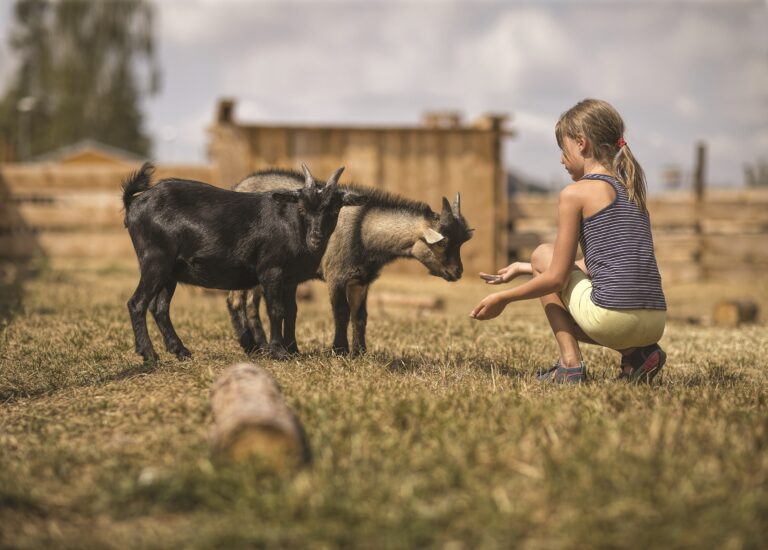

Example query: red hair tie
[617,137,626,148]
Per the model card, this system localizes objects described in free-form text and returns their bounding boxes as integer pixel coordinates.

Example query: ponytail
[612,141,648,212]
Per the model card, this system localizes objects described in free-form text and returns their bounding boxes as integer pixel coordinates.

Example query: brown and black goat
[228,169,473,355]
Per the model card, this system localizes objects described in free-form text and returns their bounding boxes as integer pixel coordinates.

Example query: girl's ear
[576,134,588,154]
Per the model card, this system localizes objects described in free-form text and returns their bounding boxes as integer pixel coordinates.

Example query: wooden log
[369,292,443,310]
[194,282,312,300]
[713,299,759,327]
[209,363,311,468]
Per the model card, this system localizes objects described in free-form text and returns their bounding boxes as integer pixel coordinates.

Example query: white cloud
[674,95,699,118]
[149,1,768,187]
[4,0,762,189]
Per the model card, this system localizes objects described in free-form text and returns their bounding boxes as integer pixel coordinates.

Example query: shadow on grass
[0,360,159,404]
[675,364,749,387]
[0,260,40,334]
[98,362,159,383]
[0,171,45,335]
[364,349,530,379]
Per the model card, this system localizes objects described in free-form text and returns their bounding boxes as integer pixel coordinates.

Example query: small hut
[207,99,514,275]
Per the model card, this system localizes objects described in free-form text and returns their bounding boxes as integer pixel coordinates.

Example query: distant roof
[30,139,145,165]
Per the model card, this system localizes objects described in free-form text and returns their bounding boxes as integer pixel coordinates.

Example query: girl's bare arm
[470,188,582,319]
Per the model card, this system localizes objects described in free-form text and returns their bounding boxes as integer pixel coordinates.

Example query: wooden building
[207,100,513,276]
[0,141,212,260]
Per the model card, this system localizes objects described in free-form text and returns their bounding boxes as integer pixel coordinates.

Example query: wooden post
[693,142,707,281]
[216,98,236,125]
[713,299,759,327]
[209,363,311,469]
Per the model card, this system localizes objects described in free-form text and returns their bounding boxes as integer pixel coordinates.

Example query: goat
[228,169,473,355]
[122,162,365,361]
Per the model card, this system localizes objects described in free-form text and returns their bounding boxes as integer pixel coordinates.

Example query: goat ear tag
[424,228,445,244]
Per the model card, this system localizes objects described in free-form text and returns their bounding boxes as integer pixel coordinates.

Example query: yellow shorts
[560,269,666,350]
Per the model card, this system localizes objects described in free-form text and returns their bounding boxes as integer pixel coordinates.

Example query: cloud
[145,0,768,187]
[4,0,762,189]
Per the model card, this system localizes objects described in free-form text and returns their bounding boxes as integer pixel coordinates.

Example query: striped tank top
[579,174,667,310]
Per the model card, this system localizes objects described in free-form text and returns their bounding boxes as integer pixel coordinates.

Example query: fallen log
[713,299,759,327]
[194,283,312,300]
[209,363,311,469]
[369,292,444,310]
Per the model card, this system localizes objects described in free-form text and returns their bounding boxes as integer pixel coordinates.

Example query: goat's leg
[330,284,351,355]
[283,283,299,354]
[227,290,258,354]
[245,286,268,350]
[347,280,369,355]
[127,270,165,362]
[261,277,290,360]
[150,281,190,360]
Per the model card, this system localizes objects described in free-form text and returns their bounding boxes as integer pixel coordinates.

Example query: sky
[0,0,766,191]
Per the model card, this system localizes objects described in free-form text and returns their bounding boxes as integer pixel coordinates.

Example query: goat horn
[301,163,316,188]
[326,166,345,187]
[440,197,454,226]
[453,192,461,217]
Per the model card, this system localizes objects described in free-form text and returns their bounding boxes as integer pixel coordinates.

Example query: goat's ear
[423,227,445,244]
[272,190,300,203]
[341,191,368,206]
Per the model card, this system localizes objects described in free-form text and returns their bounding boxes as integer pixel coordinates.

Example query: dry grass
[1,258,767,549]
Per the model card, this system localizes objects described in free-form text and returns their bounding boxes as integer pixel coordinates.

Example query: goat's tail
[121,162,155,223]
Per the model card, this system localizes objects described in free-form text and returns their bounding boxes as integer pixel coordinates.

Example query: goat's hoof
[141,351,159,363]
[286,344,300,355]
[331,346,350,356]
[268,346,291,360]
[175,347,192,360]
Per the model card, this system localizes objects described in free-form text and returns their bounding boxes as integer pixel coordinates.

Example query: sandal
[618,344,666,384]
[537,361,588,384]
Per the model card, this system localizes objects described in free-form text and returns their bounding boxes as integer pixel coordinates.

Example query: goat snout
[441,266,462,282]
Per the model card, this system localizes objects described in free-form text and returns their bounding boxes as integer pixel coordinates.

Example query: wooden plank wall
[2,157,764,285]
[0,163,215,259]
[508,189,768,283]
[213,125,507,276]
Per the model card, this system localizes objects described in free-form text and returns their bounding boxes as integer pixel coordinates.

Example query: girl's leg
[530,244,585,367]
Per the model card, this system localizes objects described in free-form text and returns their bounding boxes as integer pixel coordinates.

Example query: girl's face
[560,135,585,181]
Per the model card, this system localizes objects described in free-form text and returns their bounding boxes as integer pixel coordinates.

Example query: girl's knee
[531,243,554,273]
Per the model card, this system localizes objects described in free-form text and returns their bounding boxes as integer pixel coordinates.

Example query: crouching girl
[470,99,667,383]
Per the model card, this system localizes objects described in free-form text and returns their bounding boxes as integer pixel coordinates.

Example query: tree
[0,0,160,160]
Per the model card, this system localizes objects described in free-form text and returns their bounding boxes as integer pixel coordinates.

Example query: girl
[470,99,667,384]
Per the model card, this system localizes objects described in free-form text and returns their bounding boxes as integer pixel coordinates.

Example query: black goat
[122,162,365,361]
[228,169,473,355]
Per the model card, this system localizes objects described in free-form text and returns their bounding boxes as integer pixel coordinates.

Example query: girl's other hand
[469,293,507,320]
[479,262,524,284]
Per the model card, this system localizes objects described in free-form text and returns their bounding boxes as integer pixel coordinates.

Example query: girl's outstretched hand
[469,293,507,320]
[478,262,528,284]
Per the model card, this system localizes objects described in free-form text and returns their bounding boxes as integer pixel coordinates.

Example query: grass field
[1,259,767,549]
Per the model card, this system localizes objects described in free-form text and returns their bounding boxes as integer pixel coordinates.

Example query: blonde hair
[555,99,647,211]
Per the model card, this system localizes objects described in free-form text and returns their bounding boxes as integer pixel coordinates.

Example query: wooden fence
[0,163,215,260]
[2,162,765,284]
[508,189,768,283]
